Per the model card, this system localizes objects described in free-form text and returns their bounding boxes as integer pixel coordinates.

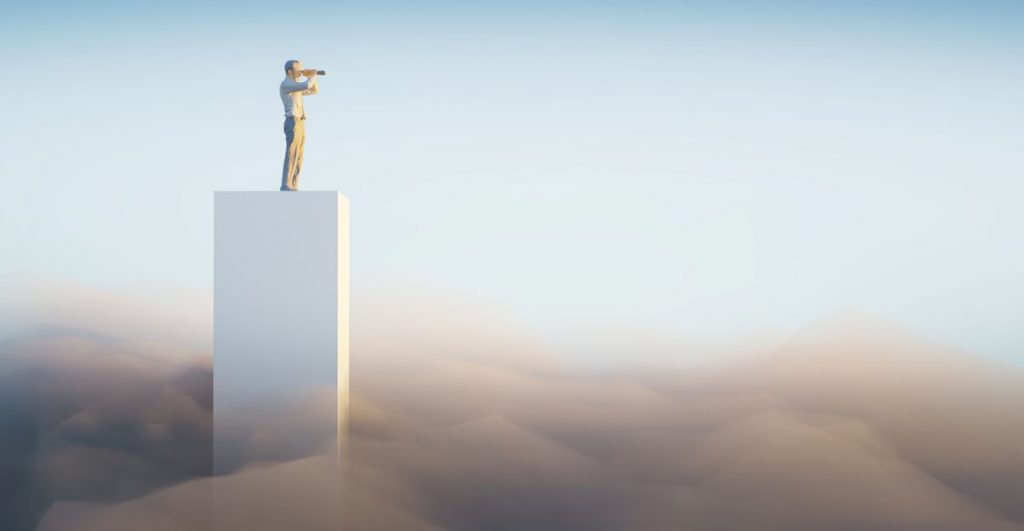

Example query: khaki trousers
[280,116,306,191]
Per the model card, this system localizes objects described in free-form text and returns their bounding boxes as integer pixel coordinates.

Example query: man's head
[284,59,302,79]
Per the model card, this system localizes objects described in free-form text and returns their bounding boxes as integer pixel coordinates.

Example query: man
[279,59,320,191]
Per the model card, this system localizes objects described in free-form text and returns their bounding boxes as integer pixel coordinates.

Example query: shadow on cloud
[2,282,1022,531]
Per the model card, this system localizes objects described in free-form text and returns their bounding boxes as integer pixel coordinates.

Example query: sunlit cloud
[2,285,1021,531]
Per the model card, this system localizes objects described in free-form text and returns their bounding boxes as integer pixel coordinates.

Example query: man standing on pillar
[280,59,320,191]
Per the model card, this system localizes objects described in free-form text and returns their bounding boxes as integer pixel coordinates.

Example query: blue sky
[1,0,1022,365]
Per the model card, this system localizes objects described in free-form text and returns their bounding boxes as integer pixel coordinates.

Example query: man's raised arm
[282,76,315,94]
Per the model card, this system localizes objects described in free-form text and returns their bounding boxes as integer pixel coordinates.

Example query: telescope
[303,69,327,76]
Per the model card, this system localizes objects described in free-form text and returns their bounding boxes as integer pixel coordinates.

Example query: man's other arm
[300,76,319,96]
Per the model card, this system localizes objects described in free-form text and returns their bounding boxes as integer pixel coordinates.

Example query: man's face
[289,61,303,78]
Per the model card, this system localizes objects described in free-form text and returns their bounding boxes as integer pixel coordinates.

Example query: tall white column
[212,191,349,512]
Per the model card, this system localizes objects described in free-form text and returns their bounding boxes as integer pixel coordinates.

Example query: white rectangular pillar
[213,191,349,476]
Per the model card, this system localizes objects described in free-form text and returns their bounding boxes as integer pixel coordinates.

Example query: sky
[1,0,1022,365]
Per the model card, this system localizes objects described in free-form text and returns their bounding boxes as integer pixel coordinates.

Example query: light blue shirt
[280,75,319,119]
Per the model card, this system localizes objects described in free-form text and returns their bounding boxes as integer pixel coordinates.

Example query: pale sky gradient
[1,0,1022,365]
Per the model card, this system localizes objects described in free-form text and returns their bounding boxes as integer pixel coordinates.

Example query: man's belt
[286,115,306,120]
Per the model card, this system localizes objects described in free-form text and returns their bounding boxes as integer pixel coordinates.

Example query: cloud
[0,325,211,531]
[2,286,1023,531]
[0,276,211,351]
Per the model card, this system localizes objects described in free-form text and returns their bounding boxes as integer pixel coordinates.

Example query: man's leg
[281,117,298,191]
[291,121,306,190]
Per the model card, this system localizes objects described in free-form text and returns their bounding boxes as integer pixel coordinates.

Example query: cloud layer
[2,289,1022,531]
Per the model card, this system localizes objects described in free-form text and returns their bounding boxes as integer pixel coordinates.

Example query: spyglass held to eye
[301,69,327,76]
